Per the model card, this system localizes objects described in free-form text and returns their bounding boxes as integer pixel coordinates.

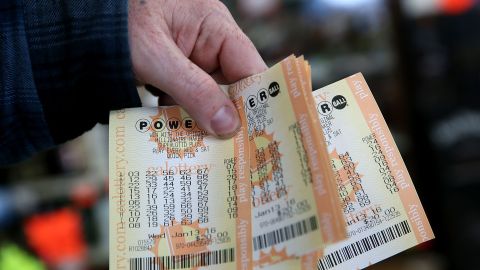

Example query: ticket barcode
[253,216,318,251]
[129,248,235,270]
[317,220,411,270]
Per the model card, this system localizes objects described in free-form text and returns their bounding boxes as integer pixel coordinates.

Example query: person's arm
[1,0,141,165]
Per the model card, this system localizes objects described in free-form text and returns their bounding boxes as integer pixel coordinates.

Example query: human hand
[128,0,267,138]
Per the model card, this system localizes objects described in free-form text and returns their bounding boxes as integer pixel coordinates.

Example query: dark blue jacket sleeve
[0,0,141,165]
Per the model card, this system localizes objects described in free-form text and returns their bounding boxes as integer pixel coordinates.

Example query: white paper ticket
[109,104,252,270]
[263,73,435,270]
[227,56,345,268]
[313,73,434,269]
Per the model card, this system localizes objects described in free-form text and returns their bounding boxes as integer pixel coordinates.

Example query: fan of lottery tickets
[109,55,434,270]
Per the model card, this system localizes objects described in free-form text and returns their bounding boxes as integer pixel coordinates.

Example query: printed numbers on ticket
[109,105,252,270]
[311,73,434,270]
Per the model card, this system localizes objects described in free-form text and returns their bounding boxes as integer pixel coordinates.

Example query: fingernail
[211,105,240,138]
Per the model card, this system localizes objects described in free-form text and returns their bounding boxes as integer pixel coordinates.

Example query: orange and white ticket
[227,56,345,268]
[109,104,252,270]
[259,73,435,270]
[308,73,434,269]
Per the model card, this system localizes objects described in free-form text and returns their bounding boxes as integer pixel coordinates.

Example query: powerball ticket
[259,73,434,270]
[109,104,252,270]
[311,73,434,269]
[227,56,345,266]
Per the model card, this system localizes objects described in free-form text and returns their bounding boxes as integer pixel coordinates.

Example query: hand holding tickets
[109,56,433,270]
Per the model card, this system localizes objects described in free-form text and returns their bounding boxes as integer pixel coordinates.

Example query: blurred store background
[1,0,479,269]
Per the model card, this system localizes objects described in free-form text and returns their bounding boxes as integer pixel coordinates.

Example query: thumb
[135,39,240,138]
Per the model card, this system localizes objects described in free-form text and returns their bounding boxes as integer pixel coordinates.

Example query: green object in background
[0,244,45,270]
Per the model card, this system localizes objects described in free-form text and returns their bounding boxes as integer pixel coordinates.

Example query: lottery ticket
[264,73,434,270]
[109,103,252,270]
[312,73,434,269]
[227,56,345,268]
